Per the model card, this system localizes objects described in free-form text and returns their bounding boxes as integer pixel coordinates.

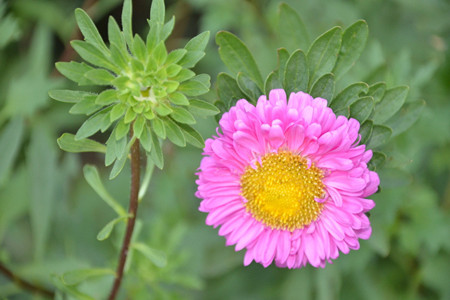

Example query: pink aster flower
[196,89,379,268]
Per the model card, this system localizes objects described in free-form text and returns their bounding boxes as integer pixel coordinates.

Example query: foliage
[0,0,449,299]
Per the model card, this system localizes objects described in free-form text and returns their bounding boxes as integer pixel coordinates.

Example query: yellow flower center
[240,151,325,231]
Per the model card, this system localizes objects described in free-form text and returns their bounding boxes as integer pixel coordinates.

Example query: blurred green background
[0,0,449,299]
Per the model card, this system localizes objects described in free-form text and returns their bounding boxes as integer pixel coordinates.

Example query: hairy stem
[108,134,140,300]
[0,262,55,299]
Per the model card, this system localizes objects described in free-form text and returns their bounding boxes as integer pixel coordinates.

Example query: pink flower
[196,89,379,268]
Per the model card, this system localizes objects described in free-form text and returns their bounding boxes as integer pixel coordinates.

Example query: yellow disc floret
[240,151,325,231]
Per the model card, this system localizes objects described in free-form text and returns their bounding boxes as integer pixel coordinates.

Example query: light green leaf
[109,150,127,179]
[216,31,264,89]
[49,89,94,103]
[57,133,106,153]
[332,20,368,79]
[185,31,210,52]
[83,165,127,216]
[75,110,108,140]
[110,103,127,122]
[62,268,115,286]
[284,49,308,95]
[179,79,209,96]
[237,72,262,104]
[95,89,118,105]
[115,118,130,140]
[330,82,369,109]
[349,96,374,123]
[385,100,425,137]
[133,115,146,138]
[307,27,342,85]
[177,122,204,148]
[75,8,108,53]
[150,131,164,169]
[169,92,189,105]
[166,49,187,65]
[84,69,115,85]
[372,86,409,124]
[107,16,127,55]
[161,16,175,41]
[188,99,219,116]
[28,125,57,259]
[264,71,282,96]
[277,3,309,52]
[310,73,335,100]
[170,107,196,124]
[140,124,152,152]
[121,0,133,47]
[153,41,168,65]
[151,117,166,139]
[367,125,392,149]
[69,95,100,115]
[55,61,95,86]
[97,216,128,241]
[71,40,118,72]
[132,242,167,268]
[138,159,155,200]
[164,118,186,146]
[0,118,24,185]
[150,0,165,24]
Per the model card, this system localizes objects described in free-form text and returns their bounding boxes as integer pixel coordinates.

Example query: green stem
[108,132,140,300]
[0,262,55,299]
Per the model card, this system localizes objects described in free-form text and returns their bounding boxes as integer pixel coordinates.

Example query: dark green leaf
[367,125,392,148]
[359,120,373,145]
[170,107,196,124]
[310,73,335,100]
[333,20,368,79]
[264,71,282,95]
[57,133,106,153]
[385,100,425,137]
[307,27,342,85]
[368,151,387,171]
[330,82,369,109]
[177,122,204,148]
[277,48,290,84]
[216,72,247,106]
[62,268,115,286]
[97,216,128,241]
[277,3,309,52]
[237,72,262,103]
[216,31,264,89]
[132,242,167,268]
[366,82,386,103]
[284,49,308,95]
[349,96,374,123]
[372,86,409,124]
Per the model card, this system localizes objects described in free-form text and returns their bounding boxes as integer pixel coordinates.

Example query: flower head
[196,89,379,268]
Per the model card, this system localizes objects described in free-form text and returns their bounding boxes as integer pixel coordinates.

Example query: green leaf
[150,0,165,25]
[97,216,128,241]
[109,152,127,180]
[133,115,146,138]
[132,35,147,61]
[185,31,210,52]
[349,96,374,123]
[264,71,282,95]
[359,120,373,145]
[84,69,115,85]
[28,125,57,259]
[178,51,205,69]
[330,82,369,109]
[71,40,118,72]
[132,242,167,268]
[332,20,368,79]
[115,118,130,140]
[55,61,95,86]
[369,151,386,170]
[75,110,108,140]
[216,31,264,90]
[216,72,247,106]
[140,125,152,152]
[95,89,118,105]
[110,103,127,122]
[124,107,137,123]
[277,3,309,52]
[150,131,164,169]
[83,165,127,216]
[307,27,342,85]
[164,118,186,147]
[277,48,290,84]
[172,68,195,82]
[169,92,189,105]
[62,268,115,286]
[0,118,24,185]
[237,72,262,104]
[385,100,425,137]
[74,9,108,53]
[69,94,100,115]
[161,16,175,41]
[166,49,187,65]
[284,49,308,95]
[49,89,94,103]
[367,125,392,148]
[177,123,204,148]
[57,133,106,153]
[166,64,182,77]
[153,41,168,65]
[170,107,196,124]
[188,99,219,116]
[372,86,409,124]
[179,79,209,96]
[152,117,166,139]
[107,16,127,56]
[121,0,133,47]
[310,73,335,100]
[138,159,155,200]
[366,82,386,103]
